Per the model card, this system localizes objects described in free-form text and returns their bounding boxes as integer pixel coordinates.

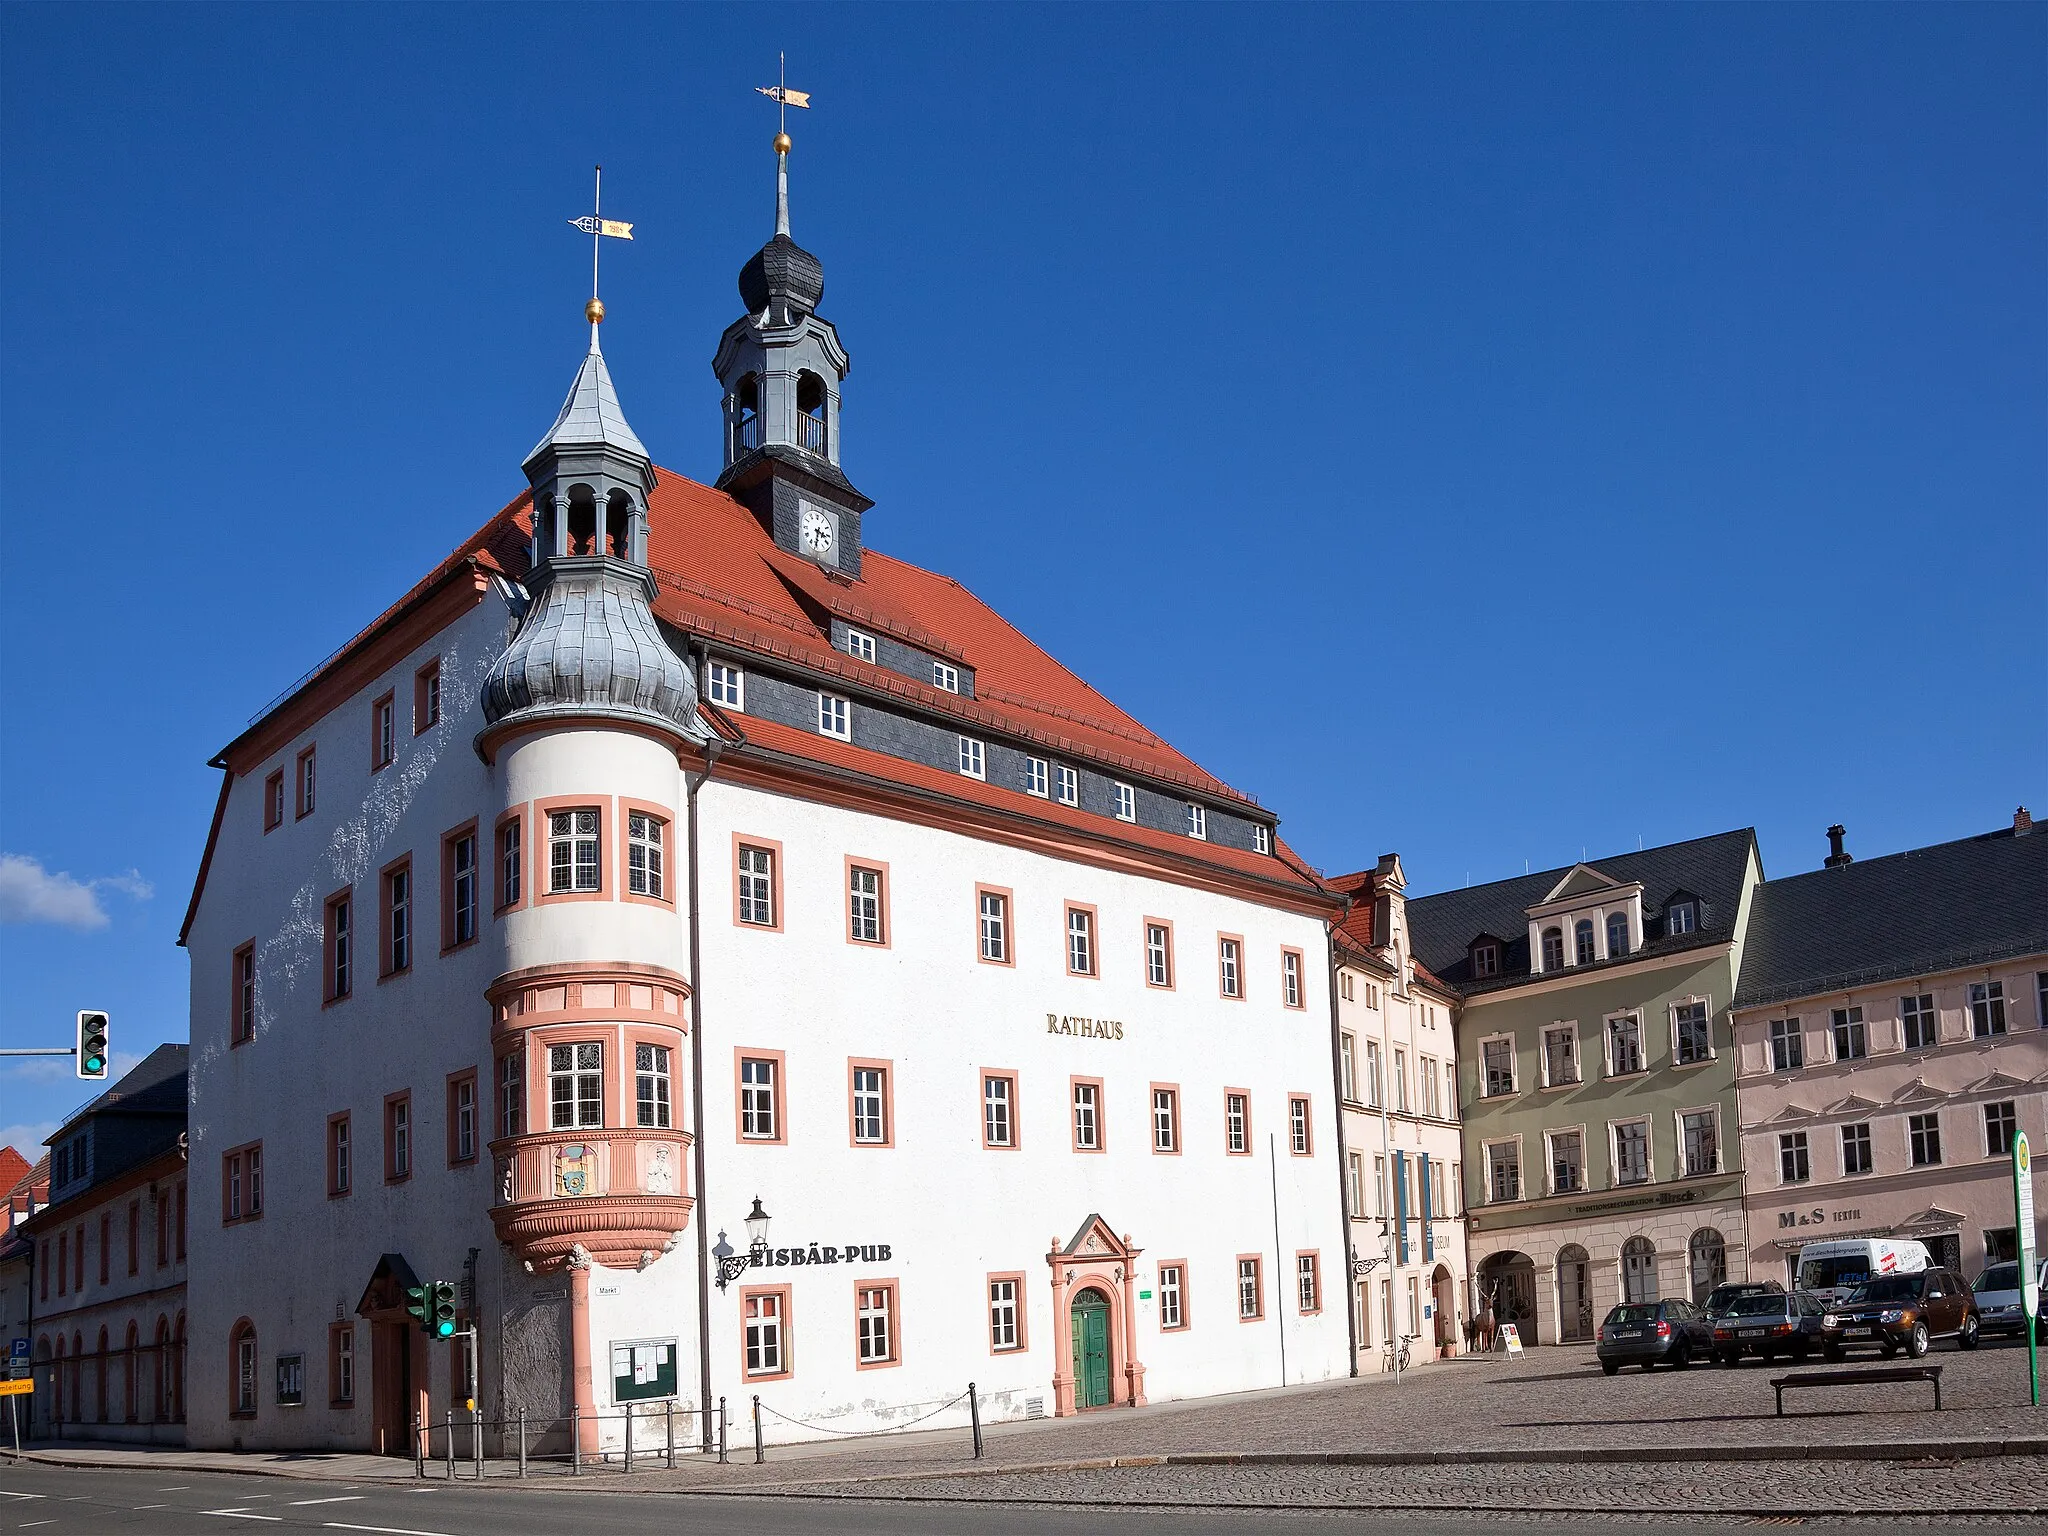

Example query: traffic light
[405,1284,433,1332]
[76,1012,109,1080]
[431,1281,459,1339]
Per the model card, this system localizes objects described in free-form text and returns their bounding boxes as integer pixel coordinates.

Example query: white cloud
[0,1122,57,1161]
[0,853,154,929]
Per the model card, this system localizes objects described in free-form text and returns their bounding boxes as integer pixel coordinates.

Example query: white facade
[183,563,1349,1455]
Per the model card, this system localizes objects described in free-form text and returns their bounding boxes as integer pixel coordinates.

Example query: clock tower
[712,126,872,576]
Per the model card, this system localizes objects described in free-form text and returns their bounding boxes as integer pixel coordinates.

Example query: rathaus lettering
[1048,1013,1124,1040]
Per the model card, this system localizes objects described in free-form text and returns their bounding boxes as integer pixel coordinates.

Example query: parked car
[1703,1279,1784,1324]
[1710,1290,1825,1364]
[1822,1266,1980,1359]
[1972,1259,2048,1341]
[1597,1299,1716,1374]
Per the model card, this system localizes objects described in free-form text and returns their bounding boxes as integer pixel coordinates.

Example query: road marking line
[0,1491,45,1499]
[289,1497,366,1506]
[325,1522,459,1536]
[202,1510,283,1522]
[20,1520,56,1528]
[159,1486,192,1491]
[135,1504,168,1509]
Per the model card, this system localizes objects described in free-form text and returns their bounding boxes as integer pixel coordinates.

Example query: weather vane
[756,52,811,153]
[567,165,634,336]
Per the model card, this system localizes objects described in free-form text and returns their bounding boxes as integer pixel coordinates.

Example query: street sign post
[2015,1131,2038,1408]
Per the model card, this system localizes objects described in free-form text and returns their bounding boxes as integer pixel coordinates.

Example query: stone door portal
[1071,1289,1111,1408]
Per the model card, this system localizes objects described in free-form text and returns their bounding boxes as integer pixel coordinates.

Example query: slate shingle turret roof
[1403,829,1759,996]
[524,342,650,468]
[1733,823,2048,1009]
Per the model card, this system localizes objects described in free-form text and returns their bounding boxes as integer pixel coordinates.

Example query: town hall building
[178,129,1350,1455]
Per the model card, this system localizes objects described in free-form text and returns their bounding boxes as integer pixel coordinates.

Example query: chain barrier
[755,1386,970,1437]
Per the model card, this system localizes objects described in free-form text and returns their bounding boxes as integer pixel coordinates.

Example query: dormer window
[932,661,960,693]
[1574,919,1596,967]
[1540,927,1564,972]
[1667,901,1697,937]
[1606,911,1629,959]
[1472,942,1500,979]
[844,630,877,664]
[1186,804,1207,840]
[1252,824,1271,855]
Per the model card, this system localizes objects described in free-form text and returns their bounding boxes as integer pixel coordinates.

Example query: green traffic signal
[404,1284,432,1331]
[431,1281,458,1339]
[76,1011,109,1080]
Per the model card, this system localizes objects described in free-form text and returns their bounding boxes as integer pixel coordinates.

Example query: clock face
[799,506,835,556]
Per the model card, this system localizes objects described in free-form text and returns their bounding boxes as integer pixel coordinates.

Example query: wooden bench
[1771,1364,1942,1417]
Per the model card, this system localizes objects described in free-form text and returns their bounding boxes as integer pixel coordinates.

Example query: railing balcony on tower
[795,411,827,454]
[734,414,763,457]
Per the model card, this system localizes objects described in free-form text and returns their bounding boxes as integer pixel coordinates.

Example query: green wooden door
[1071,1293,1110,1408]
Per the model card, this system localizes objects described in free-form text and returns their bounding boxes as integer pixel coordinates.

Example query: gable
[1542,864,1626,904]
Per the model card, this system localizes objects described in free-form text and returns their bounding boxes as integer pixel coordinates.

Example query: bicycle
[1382,1333,1420,1371]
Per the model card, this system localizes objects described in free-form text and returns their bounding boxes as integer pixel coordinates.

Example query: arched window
[125,1321,140,1423]
[51,1335,64,1423]
[604,489,633,560]
[153,1316,171,1423]
[565,484,597,557]
[230,1318,257,1418]
[1573,919,1596,966]
[795,370,827,454]
[1688,1228,1727,1305]
[95,1325,109,1423]
[71,1332,83,1424]
[733,373,761,455]
[1540,927,1564,972]
[1606,911,1629,960]
[1621,1236,1659,1304]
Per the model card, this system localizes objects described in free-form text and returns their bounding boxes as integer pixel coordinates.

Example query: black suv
[1822,1266,1981,1359]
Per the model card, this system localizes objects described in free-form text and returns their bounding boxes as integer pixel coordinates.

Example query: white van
[1794,1238,1931,1307]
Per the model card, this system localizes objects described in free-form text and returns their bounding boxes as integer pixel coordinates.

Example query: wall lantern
[712,1196,772,1291]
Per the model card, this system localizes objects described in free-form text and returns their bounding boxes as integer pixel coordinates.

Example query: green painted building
[1405,830,1763,1345]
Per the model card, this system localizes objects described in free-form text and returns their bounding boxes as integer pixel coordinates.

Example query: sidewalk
[11,1346,2048,1496]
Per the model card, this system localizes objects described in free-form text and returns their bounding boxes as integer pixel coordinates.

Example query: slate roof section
[1403,829,1760,996]
[524,343,649,468]
[1733,825,2048,1009]
[51,1042,189,1140]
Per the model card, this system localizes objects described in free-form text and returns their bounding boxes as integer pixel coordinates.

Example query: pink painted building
[1732,815,2048,1285]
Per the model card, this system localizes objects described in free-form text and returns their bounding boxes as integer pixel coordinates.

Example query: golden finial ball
[774,131,792,154]
[585,297,605,324]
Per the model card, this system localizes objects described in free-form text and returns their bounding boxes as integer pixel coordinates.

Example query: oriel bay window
[548,809,602,894]
[636,1045,672,1129]
[497,813,524,909]
[548,1044,603,1129]
[627,811,666,900]
[497,1052,524,1138]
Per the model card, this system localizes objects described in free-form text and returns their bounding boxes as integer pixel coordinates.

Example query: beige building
[1330,856,1468,1370]
[1733,816,2048,1285]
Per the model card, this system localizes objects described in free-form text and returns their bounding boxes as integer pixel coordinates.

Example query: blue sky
[2,3,2042,1149]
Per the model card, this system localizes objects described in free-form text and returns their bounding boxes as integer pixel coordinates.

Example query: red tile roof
[218,464,1329,909]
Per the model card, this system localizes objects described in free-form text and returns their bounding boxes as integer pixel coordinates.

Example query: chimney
[1824,824,1852,869]
[2017,806,2034,837]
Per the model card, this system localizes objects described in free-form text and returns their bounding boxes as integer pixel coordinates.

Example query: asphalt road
[0,1464,2019,1536]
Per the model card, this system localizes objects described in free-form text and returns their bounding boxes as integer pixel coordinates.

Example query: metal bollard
[968,1381,982,1460]
[473,1407,482,1479]
[717,1396,728,1464]
[517,1409,527,1479]
[571,1405,581,1475]
[752,1394,764,1464]
[624,1401,634,1473]
[444,1409,455,1480]
[665,1399,675,1469]
[412,1410,424,1479]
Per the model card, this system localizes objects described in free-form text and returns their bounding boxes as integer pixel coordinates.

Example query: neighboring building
[1732,814,2048,1285]
[0,1148,51,1372]
[1329,855,1468,1369]
[20,1046,189,1442]
[1406,831,1763,1345]
[179,131,1347,1454]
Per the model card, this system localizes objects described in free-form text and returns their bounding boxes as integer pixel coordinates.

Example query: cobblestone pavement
[753,1455,2048,1516]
